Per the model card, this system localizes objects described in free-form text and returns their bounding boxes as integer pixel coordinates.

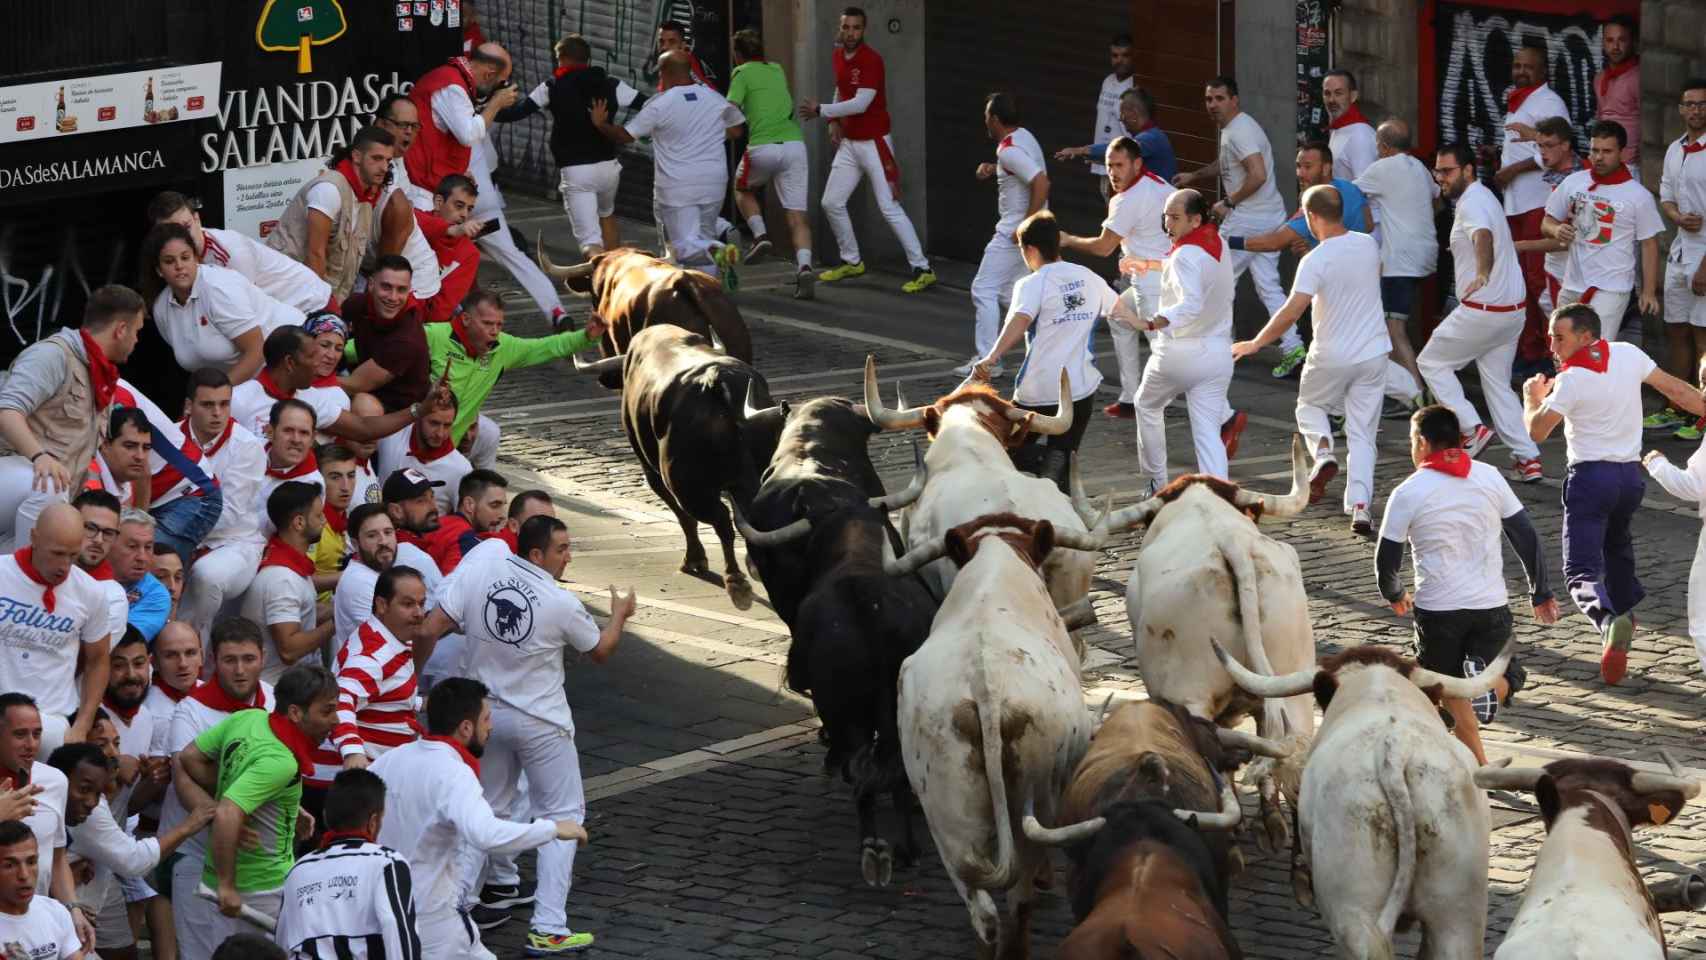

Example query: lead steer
[864,357,1101,647]
[1473,756,1701,960]
[537,243,752,387]
[894,513,1098,958]
[731,400,940,885]
[1216,640,1511,960]
[578,324,780,608]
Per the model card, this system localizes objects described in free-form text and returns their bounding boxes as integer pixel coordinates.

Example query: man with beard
[100,628,165,817]
[73,490,128,647]
[376,401,471,516]
[330,567,429,770]
[333,505,398,645]
[0,694,82,945]
[265,127,395,302]
[238,482,333,685]
[1492,39,1570,368]
[1322,69,1377,181]
[1541,120,1662,341]
[421,469,509,573]
[373,678,586,960]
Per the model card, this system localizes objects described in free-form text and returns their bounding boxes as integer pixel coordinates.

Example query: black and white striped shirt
[274,838,422,960]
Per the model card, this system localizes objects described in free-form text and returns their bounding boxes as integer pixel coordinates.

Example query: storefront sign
[0,62,221,145]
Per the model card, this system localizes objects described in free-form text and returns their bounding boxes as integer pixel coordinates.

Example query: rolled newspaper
[197,883,278,932]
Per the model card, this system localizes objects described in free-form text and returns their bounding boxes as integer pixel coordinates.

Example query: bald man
[404,42,521,209]
[0,503,113,754]
[1355,118,1439,413]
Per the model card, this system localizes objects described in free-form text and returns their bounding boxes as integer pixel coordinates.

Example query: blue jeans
[151,488,223,566]
[1561,460,1645,630]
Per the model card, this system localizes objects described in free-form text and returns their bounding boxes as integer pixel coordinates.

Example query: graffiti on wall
[0,223,127,356]
[1436,4,1606,155]
[1296,0,1330,145]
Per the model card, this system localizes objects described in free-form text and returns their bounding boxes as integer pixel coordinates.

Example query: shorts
[559,159,621,252]
[735,141,808,211]
[1410,605,1512,678]
[1380,276,1418,318]
[1665,255,1706,327]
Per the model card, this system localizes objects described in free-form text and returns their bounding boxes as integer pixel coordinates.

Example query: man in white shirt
[0,821,82,960]
[71,491,128,648]
[177,369,269,642]
[958,92,1049,379]
[1416,143,1543,481]
[1657,81,1706,439]
[0,504,110,754]
[1523,303,1706,685]
[143,622,200,756]
[1494,39,1571,373]
[373,678,585,960]
[1354,119,1437,411]
[333,504,398,646]
[420,516,634,955]
[230,327,423,447]
[1088,35,1135,198]
[1322,69,1377,181]
[239,482,332,685]
[589,51,743,279]
[375,403,472,516]
[1117,190,1236,493]
[1173,76,1296,377]
[1235,185,1389,531]
[0,695,78,933]
[1541,120,1662,342]
[145,192,333,314]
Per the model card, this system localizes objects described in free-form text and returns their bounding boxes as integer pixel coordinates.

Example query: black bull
[731,398,940,886]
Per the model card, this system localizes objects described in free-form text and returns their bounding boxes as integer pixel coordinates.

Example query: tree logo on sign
[256,0,348,74]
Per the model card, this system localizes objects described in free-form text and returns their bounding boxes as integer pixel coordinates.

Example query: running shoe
[1600,612,1634,685]
[712,243,741,291]
[746,235,773,262]
[1271,344,1306,378]
[794,266,815,301]
[1381,396,1415,420]
[1461,655,1498,724]
[480,881,536,910]
[526,930,595,955]
[1462,424,1495,457]
[1308,457,1338,505]
[470,905,512,931]
[1644,407,1687,432]
[1678,418,1706,442]
[1512,457,1543,484]
[1104,401,1136,419]
[1351,503,1372,535]
[1220,410,1248,460]
[902,267,938,293]
[819,262,866,283]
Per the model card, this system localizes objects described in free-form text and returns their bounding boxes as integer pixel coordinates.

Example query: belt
[1461,299,1523,312]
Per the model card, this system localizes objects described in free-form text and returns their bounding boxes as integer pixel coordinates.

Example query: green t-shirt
[194,709,303,893]
[726,61,803,147]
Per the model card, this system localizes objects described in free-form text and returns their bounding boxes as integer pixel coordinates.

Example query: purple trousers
[1561,460,1645,630]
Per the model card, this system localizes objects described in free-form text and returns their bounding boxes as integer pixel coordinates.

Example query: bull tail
[1374,737,1415,939]
[963,651,1017,891]
[1218,534,1286,738]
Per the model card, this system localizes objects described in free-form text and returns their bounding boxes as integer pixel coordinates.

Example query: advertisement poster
[0,62,221,145]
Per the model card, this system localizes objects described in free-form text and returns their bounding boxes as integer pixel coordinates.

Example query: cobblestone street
[462,198,1706,958]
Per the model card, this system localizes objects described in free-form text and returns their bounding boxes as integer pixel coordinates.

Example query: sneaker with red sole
[1463,424,1495,457]
[1308,457,1338,504]
[1221,410,1248,460]
[1600,612,1634,685]
[1512,457,1543,483]
[1104,401,1135,419]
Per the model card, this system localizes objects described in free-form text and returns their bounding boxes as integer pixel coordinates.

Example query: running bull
[537,243,753,388]
[1217,640,1512,960]
[730,399,940,885]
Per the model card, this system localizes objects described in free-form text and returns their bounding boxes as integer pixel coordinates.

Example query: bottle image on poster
[55,86,77,132]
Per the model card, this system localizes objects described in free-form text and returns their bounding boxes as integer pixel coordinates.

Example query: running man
[959,92,1048,380]
[726,29,816,297]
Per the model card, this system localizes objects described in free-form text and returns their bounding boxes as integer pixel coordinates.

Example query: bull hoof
[1261,807,1291,854]
[860,838,892,887]
[725,574,754,611]
[1292,862,1316,908]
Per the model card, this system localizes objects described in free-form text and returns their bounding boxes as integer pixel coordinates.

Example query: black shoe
[471,905,513,930]
[481,881,536,910]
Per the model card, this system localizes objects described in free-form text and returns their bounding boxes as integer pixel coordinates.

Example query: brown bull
[536,243,752,388]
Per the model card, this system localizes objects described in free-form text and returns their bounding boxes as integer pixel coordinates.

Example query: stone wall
[1640,0,1706,191]
[1334,0,1421,131]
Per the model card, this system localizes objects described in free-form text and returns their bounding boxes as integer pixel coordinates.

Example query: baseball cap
[382,468,445,504]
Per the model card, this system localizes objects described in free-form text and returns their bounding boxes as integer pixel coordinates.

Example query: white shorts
[736,141,808,211]
[1666,255,1706,327]
[559,160,621,252]
[1558,286,1633,341]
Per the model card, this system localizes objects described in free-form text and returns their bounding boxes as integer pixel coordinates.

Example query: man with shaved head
[403,42,520,208]
[1494,38,1570,368]
[0,503,113,754]
[1355,118,1440,420]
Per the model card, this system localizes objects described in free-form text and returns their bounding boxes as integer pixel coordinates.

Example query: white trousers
[657,200,723,268]
[0,455,67,551]
[822,137,928,271]
[559,160,622,253]
[1134,338,1234,484]
[1230,248,1298,351]
[736,141,809,211]
[1384,358,1422,402]
[970,237,1028,357]
[172,855,280,960]
[1559,287,1633,342]
[1665,256,1706,327]
[419,905,496,960]
[1110,274,1161,402]
[1417,304,1539,460]
[1297,354,1385,510]
[470,162,565,320]
[464,705,584,936]
[182,540,263,642]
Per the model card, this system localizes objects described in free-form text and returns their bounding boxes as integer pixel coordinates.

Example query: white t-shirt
[199,421,269,549]
[231,380,348,440]
[1328,120,1378,182]
[1379,460,1525,611]
[1090,74,1133,176]
[238,563,318,684]
[306,180,342,219]
[1448,181,1524,306]
[1500,84,1569,215]
[300,384,351,441]
[625,85,742,205]
[1104,173,1172,261]
[1158,242,1235,342]
[333,560,380,646]
[1217,112,1286,226]
[375,428,471,515]
[438,547,599,734]
[1661,132,1706,267]
[1291,232,1391,366]
[1353,153,1439,278]
[0,558,109,717]
[1007,262,1114,406]
[0,895,79,959]
[19,762,67,895]
[151,263,302,375]
[201,226,333,314]
[993,127,1048,238]
[1543,171,1664,295]
[1541,341,1656,465]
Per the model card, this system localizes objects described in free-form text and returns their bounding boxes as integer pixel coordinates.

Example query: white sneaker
[1351,503,1372,535]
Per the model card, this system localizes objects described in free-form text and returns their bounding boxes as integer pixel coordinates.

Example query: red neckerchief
[184,417,235,459]
[396,529,426,550]
[483,528,518,553]
[318,828,375,850]
[1597,56,1638,98]
[79,330,119,409]
[1506,83,1542,114]
[266,714,316,778]
[1588,165,1634,190]
[188,679,266,714]
[266,449,318,480]
[310,372,340,388]
[102,696,141,726]
[256,367,294,401]
[450,313,486,357]
[425,734,481,777]
[82,560,114,582]
[1684,134,1706,157]
[258,536,315,578]
[324,504,348,535]
[1169,221,1223,261]
[1120,169,1166,193]
[1558,338,1611,374]
[152,673,191,704]
[552,63,588,79]
[1327,103,1369,130]
[1419,448,1472,478]
[13,548,61,613]
[1,767,29,790]
[333,158,381,206]
[410,425,454,463]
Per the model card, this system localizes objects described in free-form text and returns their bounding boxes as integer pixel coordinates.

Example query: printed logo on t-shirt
[684,92,697,102]
[483,579,538,644]
[3,938,61,960]
[0,599,79,650]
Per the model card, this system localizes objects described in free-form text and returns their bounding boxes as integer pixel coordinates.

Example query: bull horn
[1410,640,1512,701]
[1067,456,1099,527]
[536,233,595,281]
[726,495,812,548]
[863,356,928,431]
[1237,435,1311,519]
[871,442,927,512]
[1216,728,1293,760]
[742,380,779,420]
[1630,770,1703,800]
[1007,370,1074,436]
[1021,814,1105,847]
[1094,692,1116,727]
[1210,638,1316,699]
[895,381,910,411]
[1050,525,1106,553]
[572,352,625,376]
[1101,489,1166,533]
[1471,764,1545,792]
[1176,779,1243,831]
[884,535,947,577]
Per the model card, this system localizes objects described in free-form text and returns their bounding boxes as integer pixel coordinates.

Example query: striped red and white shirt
[331,618,422,762]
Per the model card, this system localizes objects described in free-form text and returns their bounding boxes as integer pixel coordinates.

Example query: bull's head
[1474,753,1700,830]
[1069,435,1313,534]
[731,442,926,548]
[1211,637,1514,706]
[536,234,601,295]
[1021,775,1246,846]
[884,511,1102,577]
[862,356,1076,442]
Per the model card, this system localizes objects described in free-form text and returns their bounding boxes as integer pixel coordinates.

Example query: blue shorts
[1380,276,1419,318]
